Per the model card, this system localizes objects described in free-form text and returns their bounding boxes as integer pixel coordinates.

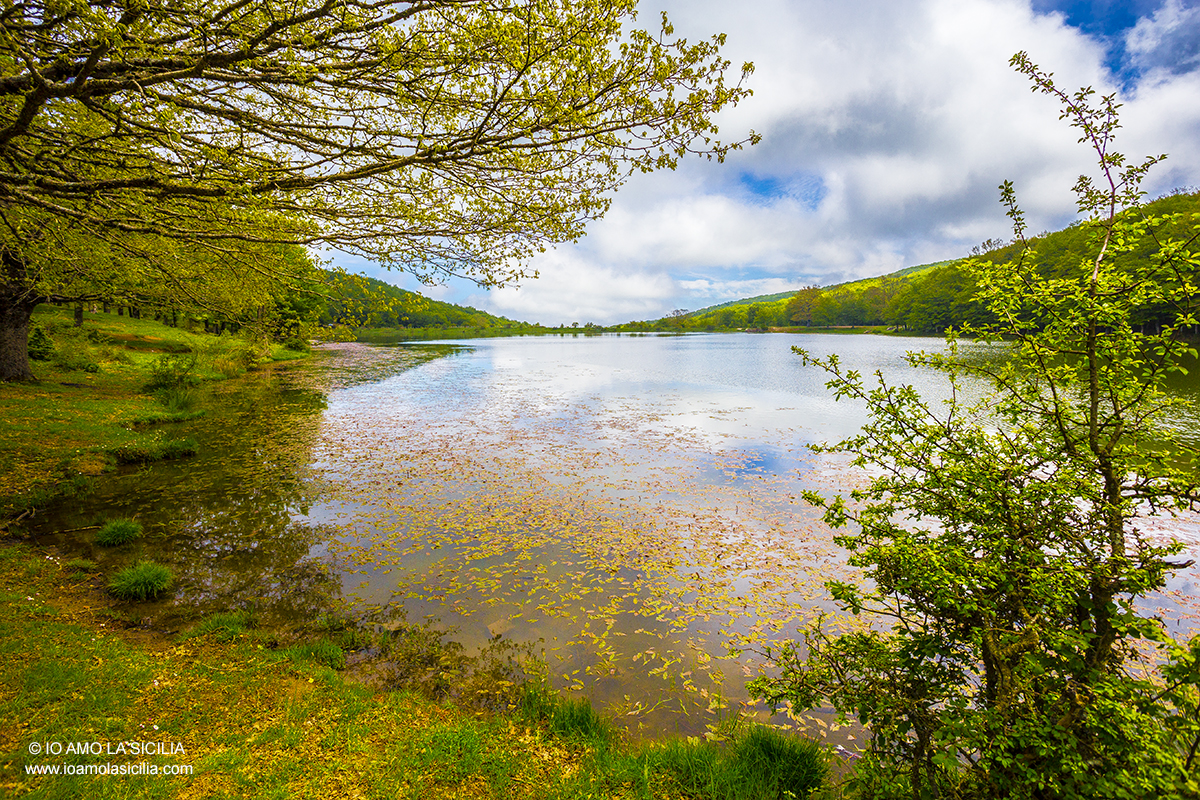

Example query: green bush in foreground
[750,56,1200,799]
[95,519,142,546]
[109,561,173,600]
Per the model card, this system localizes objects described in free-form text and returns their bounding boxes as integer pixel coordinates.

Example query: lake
[30,332,1200,741]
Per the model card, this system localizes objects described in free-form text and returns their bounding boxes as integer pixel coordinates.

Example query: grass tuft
[549,697,613,744]
[108,560,173,600]
[110,437,198,464]
[187,610,255,641]
[65,557,98,573]
[284,639,346,670]
[95,518,142,546]
[651,725,830,800]
[153,385,199,413]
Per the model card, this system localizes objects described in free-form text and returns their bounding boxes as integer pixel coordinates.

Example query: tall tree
[0,0,754,379]
[750,55,1200,798]
[785,286,822,326]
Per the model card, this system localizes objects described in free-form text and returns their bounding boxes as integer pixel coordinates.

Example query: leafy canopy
[0,0,754,286]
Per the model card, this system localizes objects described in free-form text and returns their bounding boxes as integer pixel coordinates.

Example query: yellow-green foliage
[108,560,173,600]
[95,519,142,547]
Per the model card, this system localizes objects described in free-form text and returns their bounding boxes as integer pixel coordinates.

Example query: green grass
[94,518,142,546]
[185,610,254,642]
[1,306,311,519]
[547,697,614,744]
[109,437,198,464]
[108,560,173,600]
[651,726,830,800]
[0,542,835,799]
[283,639,347,670]
[64,557,97,574]
[514,685,830,800]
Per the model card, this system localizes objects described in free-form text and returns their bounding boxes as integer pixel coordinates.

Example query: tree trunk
[0,253,39,381]
[74,304,84,326]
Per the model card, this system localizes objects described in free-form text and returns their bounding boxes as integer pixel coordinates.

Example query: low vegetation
[0,542,831,799]
[94,519,142,547]
[750,58,1200,799]
[108,560,174,601]
[0,306,309,519]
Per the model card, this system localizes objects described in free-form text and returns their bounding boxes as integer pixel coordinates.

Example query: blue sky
[340,0,1200,325]
[1036,0,1200,78]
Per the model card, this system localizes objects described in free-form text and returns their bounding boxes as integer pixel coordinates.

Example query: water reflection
[31,344,457,626]
[28,334,1200,742]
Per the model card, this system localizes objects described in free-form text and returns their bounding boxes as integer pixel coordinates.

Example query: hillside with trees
[626,191,1199,334]
[317,272,540,338]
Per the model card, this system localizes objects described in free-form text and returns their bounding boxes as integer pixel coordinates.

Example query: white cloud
[364,0,1200,325]
[476,251,678,325]
[678,276,813,302]
[1126,0,1200,75]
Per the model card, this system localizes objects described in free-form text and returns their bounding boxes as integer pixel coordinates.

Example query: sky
[342,0,1200,326]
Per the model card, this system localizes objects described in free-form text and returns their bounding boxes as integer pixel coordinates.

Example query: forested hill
[317,272,534,332]
[880,190,1200,333]
[626,190,1200,333]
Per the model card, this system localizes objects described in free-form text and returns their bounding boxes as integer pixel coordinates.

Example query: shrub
[52,343,99,373]
[751,57,1200,798]
[99,345,134,365]
[109,561,173,600]
[95,519,142,546]
[281,335,311,353]
[146,352,198,390]
[27,325,53,361]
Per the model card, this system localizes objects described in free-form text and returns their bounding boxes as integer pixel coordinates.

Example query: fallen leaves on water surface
[300,347,1200,731]
[291,357,890,729]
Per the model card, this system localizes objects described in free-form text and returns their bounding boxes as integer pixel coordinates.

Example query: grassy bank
[2,311,835,799]
[0,542,830,799]
[0,306,309,518]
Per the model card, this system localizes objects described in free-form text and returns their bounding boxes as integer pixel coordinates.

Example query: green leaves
[1,0,755,377]
[752,57,1200,798]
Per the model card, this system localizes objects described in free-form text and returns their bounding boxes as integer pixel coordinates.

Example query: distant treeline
[44,192,1200,344]
[623,190,1200,335]
[884,190,1200,334]
[317,272,535,332]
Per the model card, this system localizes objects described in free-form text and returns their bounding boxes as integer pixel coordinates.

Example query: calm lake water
[31,332,1200,741]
